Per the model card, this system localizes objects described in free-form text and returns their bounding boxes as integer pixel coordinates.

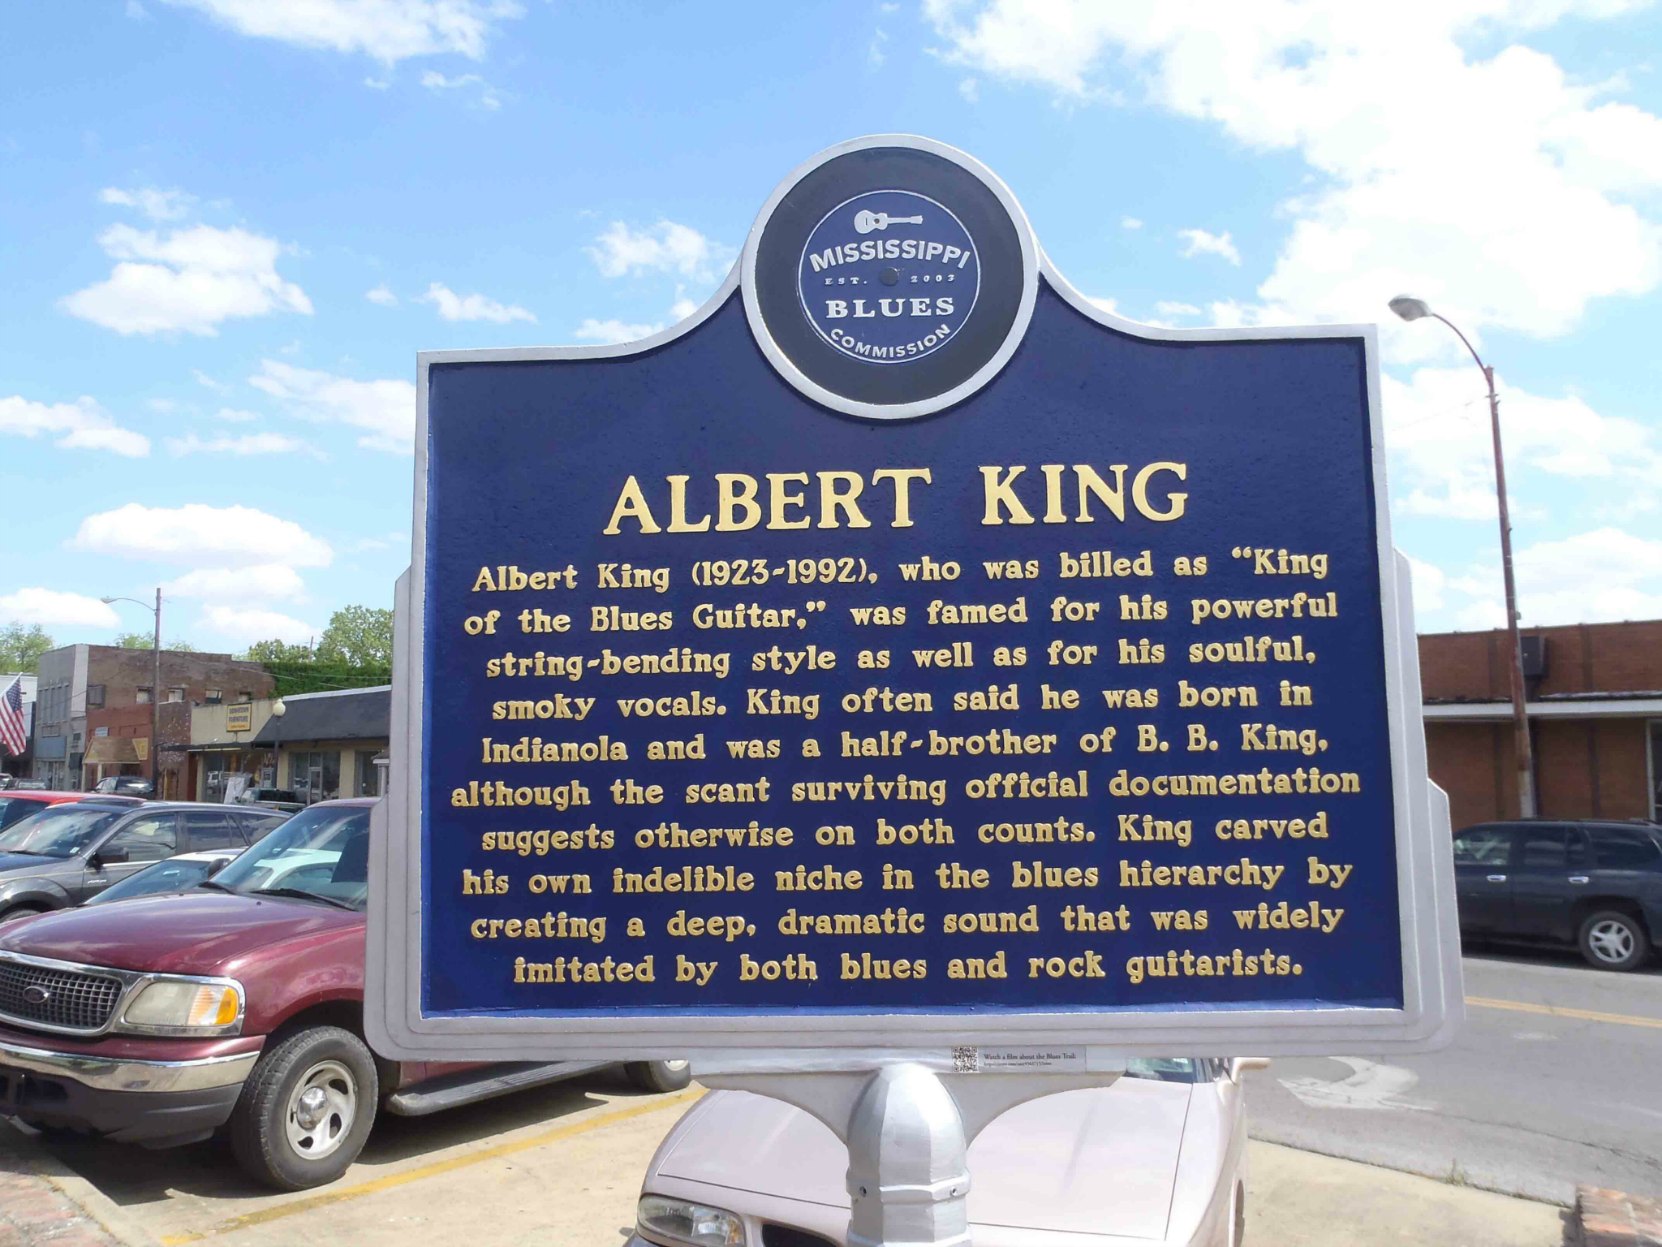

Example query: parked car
[0,798,690,1190]
[0,790,142,833]
[234,787,305,814]
[0,800,288,920]
[1453,818,1662,970]
[82,849,244,906]
[631,1058,1262,1247]
[92,775,154,798]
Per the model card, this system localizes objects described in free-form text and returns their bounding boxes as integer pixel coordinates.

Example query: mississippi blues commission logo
[797,190,981,365]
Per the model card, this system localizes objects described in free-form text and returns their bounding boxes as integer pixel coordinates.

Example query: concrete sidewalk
[1248,1141,1570,1245]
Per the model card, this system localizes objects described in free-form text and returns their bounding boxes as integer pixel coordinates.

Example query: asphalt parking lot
[4,1060,1572,1247]
[8,1069,700,1247]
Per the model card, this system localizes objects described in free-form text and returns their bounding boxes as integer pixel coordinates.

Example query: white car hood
[656,1080,1193,1240]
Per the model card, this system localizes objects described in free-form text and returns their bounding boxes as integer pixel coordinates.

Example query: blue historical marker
[368,136,1460,1061]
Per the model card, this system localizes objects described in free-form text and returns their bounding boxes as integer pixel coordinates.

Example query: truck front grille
[0,957,125,1033]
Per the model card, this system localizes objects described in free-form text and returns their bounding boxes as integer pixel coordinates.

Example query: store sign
[226,703,254,733]
[368,136,1460,1062]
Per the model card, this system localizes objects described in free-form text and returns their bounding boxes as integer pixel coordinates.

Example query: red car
[0,798,688,1190]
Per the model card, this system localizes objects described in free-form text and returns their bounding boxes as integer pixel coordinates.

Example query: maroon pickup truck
[0,798,688,1190]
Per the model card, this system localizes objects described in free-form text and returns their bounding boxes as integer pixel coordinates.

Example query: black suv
[0,801,289,920]
[1452,819,1662,971]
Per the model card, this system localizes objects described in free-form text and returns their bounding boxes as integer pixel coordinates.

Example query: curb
[1577,1186,1662,1247]
[0,1123,163,1247]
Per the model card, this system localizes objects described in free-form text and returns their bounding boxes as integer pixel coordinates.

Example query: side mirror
[1230,1057,1271,1082]
[94,844,130,866]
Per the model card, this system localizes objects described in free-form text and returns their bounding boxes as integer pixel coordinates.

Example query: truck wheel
[0,904,46,924]
[1578,910,1649,971]
[625,1060,692,1093]
[230,1026,379,1190]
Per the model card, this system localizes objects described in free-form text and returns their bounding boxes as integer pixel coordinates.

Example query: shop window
[167,686,185,703]
[205,688,222,703]
[136,687,153,704]
[86,684,105,708]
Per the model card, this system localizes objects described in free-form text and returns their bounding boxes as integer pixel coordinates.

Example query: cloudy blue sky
[3,0,1659,652]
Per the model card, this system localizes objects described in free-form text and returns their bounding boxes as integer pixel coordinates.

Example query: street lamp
[101,588,162,794]
[1388,296,1536,817]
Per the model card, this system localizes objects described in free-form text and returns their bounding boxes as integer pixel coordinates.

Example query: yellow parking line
[1466,995,1662,1030]
[158,1088,703,1245]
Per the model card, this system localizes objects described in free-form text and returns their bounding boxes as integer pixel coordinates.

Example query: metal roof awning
[84,737,146,765]
[1424,696,1662,721]
[252,686,392,746]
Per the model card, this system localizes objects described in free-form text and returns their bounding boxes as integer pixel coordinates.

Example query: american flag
[0,677,26,758]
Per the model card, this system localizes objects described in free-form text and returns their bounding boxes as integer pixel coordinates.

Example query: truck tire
[1577,910,1649,971]
[230,1026,379,1190]
[625,1060,692,1093]
[0,904,46,924]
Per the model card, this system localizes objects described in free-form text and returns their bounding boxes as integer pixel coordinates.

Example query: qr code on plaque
[952,1046,980,1073]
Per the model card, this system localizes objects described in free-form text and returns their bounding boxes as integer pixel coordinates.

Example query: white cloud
[0,588,120,630]
[1402,555,1448,614]
[959,77,980,102]
[1121,216,1143,230]
[0,395,150,457]
[419,281,535,323]
[1425,527,1662,631]
[1084,295,1118,315]
[869,28,889,70]
[1153,300,1201,318]
[198,605,318,645]
[214,407,259,422]
[71,503,333,568]
[924,1,1662,356]
[365,283,399,307]
[159,0,523,63]
[62,221,312,336]
[573,318,661,345]
[1383,366,1659,520]
[419,69,500,108]
[1176,227,1241,266]
[165,431,318,457]
[193,369,231,393]
[250,359,416,453]
[165,563,306,603]
[99,185,195,221]
[586,220,733,283]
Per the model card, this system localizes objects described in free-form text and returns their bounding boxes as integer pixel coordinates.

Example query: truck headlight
[637,1195,746,1247]
[119,977,244,1036]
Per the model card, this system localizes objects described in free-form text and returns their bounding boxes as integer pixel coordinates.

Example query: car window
[239,811,289,842]
[181,808,246,851]
[215,805,371,909]
[1589,828,1662,870]
[0,806,121,857]
[87,857,221,905]
[1515,826,1586,871]
[1453,826,1512,866]
[0,797,46,830]
[103,812,179,863]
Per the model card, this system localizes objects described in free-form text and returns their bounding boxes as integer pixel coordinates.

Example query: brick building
[1420,619,1662,831]
[31,645,274,796]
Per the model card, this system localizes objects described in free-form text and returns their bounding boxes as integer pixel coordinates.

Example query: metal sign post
[699,1054,1122,1247]
[368,133,1461,1240]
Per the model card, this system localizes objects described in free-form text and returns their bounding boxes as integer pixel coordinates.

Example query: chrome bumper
[0,1038,258,1093]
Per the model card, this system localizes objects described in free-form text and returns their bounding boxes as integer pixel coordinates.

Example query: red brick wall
[1420,619,1662,701]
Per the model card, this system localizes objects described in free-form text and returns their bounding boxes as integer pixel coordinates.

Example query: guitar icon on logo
[853,209,925,235]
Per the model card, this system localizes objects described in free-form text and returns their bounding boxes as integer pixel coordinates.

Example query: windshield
[1124,1058,1202,1084]
[87,856,226,905]
[213,804,371,910]
[0,806,121,858]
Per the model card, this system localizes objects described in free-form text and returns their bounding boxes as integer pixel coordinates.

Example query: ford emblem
[21,984,50,1006]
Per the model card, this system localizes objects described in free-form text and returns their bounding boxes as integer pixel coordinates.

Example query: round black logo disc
[744,136,1037,420]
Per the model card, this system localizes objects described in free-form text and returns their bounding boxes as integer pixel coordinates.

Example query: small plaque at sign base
[367,134,1462,1065]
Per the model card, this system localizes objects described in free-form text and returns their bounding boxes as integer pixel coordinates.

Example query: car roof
[1,790,102,803]
[1461,818,1662,833]
[310,797,378,808]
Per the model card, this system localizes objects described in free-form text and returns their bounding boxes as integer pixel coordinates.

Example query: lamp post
[101,589,163,794]
[1388,296,1536,817]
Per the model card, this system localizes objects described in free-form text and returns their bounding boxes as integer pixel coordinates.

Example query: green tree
[0,622,54,671]
[316,606,394,667]
[114,632,196,651]
[243,638,315,663]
